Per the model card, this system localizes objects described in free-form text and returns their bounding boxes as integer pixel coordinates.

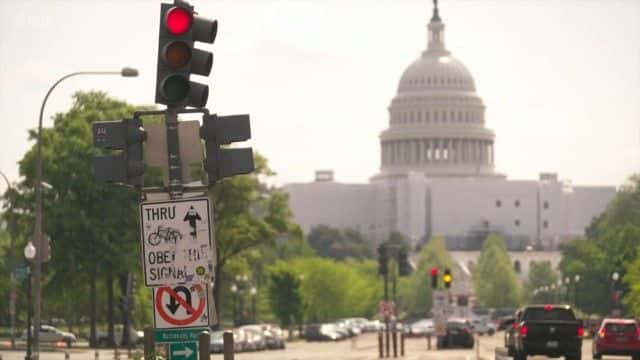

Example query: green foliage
[397,237,454,317]
[558,174,640,315]
[266,262,303,328]
[307,225,373,260]
[526,261,559,302]
[472,234,522,308]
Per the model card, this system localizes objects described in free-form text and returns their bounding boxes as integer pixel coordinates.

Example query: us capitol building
[282,2,615,263]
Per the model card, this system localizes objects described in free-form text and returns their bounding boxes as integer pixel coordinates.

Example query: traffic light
[93,117,147,187]
[443,268,453,289]
[200,114,255,185]
[398,247,412,276]
[377,244,388,275]
[430,267,439,289]
[155,1,217,108]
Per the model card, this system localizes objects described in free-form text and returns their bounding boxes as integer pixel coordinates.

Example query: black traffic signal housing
[200,114,255,185]
[398,247,412,276]
[93,117,147,188]
[377,244,388,275]
[443,268,453,289]
[155,1,217,108]
[430,267,439,289]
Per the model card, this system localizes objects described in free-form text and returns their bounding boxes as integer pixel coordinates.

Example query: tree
[397,237,454,317]
[472,234,522,308]
[307,225,373,261]
[266,262,303,338]
[525,261,559,303]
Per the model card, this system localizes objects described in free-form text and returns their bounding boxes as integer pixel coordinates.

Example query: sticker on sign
[140,198,214,287]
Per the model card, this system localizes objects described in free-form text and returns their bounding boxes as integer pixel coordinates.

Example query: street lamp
[230,284,238,326]
[611,272,621,313]
[32,67,138,357]
[573,274,581,309]
[250,286,257,323]
[24,242,35,360]
[1,170,17,350]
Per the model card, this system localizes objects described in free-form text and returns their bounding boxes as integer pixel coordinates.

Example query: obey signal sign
[153,284,211,328]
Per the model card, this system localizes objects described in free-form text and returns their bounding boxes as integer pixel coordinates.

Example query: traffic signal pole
[165,107,184,198]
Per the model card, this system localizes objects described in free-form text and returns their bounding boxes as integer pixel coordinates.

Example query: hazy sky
[0,0,638,194]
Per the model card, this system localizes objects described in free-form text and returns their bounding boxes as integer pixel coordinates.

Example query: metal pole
[33,69,135,360]
[143,327,154,360]
[400,332,404,356]
[165,108,183,198]
[223,331,234,360]
[384,270,389,358]
[198,331,210,360]
[392,330,397,358]
[25,269,32,360]
[378,331,383,358]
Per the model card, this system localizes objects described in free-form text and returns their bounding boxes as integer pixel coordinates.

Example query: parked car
[240,325,267,351]
[22,325,77,347]
[260,324,285,349]
[232,328,250,352]
[96,324,144,347]
[437,319,474,349]
[592,318,640,359]
[471,318,496,336]
[209,331,225,353]
[502,312,519,356]
[304,323,343,341]
[497,315,515,331]
[363,320,384,332]
[408,318,434,337]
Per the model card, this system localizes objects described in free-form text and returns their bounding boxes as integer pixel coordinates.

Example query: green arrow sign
[169,342,197,360]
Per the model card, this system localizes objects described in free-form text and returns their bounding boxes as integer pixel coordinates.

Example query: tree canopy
[472,234,522,308]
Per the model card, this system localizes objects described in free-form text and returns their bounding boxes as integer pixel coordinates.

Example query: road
[0,333,601,360]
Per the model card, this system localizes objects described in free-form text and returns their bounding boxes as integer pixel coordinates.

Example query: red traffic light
[166,6,193,35]
[431,267,439,277]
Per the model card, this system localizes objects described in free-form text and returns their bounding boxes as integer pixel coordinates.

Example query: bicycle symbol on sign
[147,226,182,246]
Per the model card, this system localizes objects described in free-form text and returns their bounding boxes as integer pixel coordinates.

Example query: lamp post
[24,241,36,360]
[564,277,570,303]
[611,272,620,314]
[230,284,238,327]
[32,67,138,357]
[250,286,257,323]
[573,274,581,309]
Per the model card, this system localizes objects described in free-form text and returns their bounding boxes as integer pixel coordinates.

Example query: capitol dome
[377,1,499,179]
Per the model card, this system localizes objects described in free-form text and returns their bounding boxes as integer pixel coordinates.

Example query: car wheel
[65,339,72,348]
[565,353,581,360]
[631,355,639,360]
[592,353,601,360]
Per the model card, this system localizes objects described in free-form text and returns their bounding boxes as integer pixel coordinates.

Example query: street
[0,333,599,360]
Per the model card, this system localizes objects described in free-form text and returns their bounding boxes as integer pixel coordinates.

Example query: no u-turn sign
[153,284,211,329]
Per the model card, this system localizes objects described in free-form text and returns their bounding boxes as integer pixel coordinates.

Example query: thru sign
[140,198,214,286]
[154,284,211,329]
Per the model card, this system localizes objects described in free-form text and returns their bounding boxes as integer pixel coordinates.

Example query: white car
[23,325,77,346]
[409,319,434,337]
[470,318,495,336]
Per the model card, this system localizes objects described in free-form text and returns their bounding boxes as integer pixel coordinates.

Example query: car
[512,305,583,360]
[239,325,267,351]
[304,323,344,341]
[408,319,434,337]
[96,324,144,347]
[209,331,225,353]
[260,324,285,349]
[437,319,474,349]
[502,312,519,356]
[592,318,640,359]
[470,317,496,336]
[22,325,77,347]
[497,315,515,331]
[232,328,250,352]
[363,320,384,332]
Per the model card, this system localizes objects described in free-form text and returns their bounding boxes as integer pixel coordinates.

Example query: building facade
[282,2,616,253]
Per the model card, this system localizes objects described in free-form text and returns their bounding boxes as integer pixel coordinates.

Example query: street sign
[169,342,197,360]
[140,198,214,286]
[378,300,395,318]
[155,328,208,344]
[432,290,450,337]
[14,265,30,282]
[153,283,211,329]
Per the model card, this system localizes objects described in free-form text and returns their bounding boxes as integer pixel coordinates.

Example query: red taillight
[513,323,519,330]
[544,304,554,311]
[578,326,584,337]
[520,325,528,337]
[599,329,606,338]
[636,326,640,340]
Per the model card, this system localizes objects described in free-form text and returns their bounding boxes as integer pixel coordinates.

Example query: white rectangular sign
[140,198,214,287]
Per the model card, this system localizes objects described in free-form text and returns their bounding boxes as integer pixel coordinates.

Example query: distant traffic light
[155,1,217,107]
[430,267,439,289]
[200,114,255,185]
[443,268,453,289]
[93,117,147,187]
[398,247,412,276]
[377,244,388,275]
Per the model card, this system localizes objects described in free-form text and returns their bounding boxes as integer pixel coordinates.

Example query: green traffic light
[162,74,190,103]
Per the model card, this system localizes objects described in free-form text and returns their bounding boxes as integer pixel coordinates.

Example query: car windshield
[604,323,637,333]
[523,308,575,321]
